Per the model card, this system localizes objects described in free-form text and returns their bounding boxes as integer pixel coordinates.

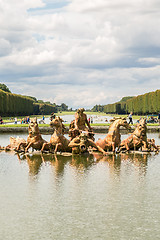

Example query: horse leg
[111,142,116,152]
[133,142,136,151]
[41,142,50,152]
[141,141,148,151]
[55,143,62,153]
[16,142,22,151]
[124,141,130,152]
[42,142,54,153]
[150,140,159,152]
[116,144,121,153]
[16,142,26,152]
[25,142,33,153]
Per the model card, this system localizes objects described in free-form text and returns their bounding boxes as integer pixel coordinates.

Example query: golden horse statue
[15,118,46,152]
[96,117,131,152]
[41,116,71,153]
[118,118,151,152]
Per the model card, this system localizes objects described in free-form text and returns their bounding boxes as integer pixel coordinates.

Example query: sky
[0,0,160,109]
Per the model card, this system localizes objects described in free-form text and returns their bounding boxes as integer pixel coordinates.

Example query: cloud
[0,0,160,109]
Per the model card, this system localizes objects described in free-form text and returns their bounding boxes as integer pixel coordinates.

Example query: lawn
[0,112,159,127]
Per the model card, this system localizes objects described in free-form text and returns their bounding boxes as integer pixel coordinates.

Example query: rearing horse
[16,118,46,153]
[96,117,131,152]
[41,116,71,153]
[118,118,149,152]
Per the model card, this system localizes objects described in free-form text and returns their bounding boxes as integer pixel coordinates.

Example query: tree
[24,96,37,102]
[37,100,44,103]
[0,83,11,93]
[60,103,68,111]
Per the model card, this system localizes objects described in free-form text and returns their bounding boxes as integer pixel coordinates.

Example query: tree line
[0,84,69,116]
[92,90,160,115]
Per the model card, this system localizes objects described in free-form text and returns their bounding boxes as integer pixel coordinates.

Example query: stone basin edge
[0,125,160,134]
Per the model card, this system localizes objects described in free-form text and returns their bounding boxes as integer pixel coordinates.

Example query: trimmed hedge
[0,90,34,116]
[103,89,160,115]
[33,103,57,115]
[0,90,57,116]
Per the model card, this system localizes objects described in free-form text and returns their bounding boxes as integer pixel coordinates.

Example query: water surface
[0,133,160,240]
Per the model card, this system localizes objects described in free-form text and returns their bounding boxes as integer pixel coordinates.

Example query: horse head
[135,118,147,137]
[119,117,131,130]
[28,118,39,136]
[50,116,65,134]
[109,117,131,130]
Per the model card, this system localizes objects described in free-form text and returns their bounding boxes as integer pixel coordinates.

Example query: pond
[42,114,113,125]
[5,114,111,125]
[41,114,138,125]
[6,114,138,126]
[0,132,160,240]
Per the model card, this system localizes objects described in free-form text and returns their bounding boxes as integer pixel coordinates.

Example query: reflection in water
[121,152,149,176]
[70,153,95,173]
[17,153,95,177]
[16,151,151,178]
[18,153,43,176]
[93,152,121,176]
[93,151,150,177]
[1,132,160,240]
[17,153,70,177]
[50,154,70,178]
